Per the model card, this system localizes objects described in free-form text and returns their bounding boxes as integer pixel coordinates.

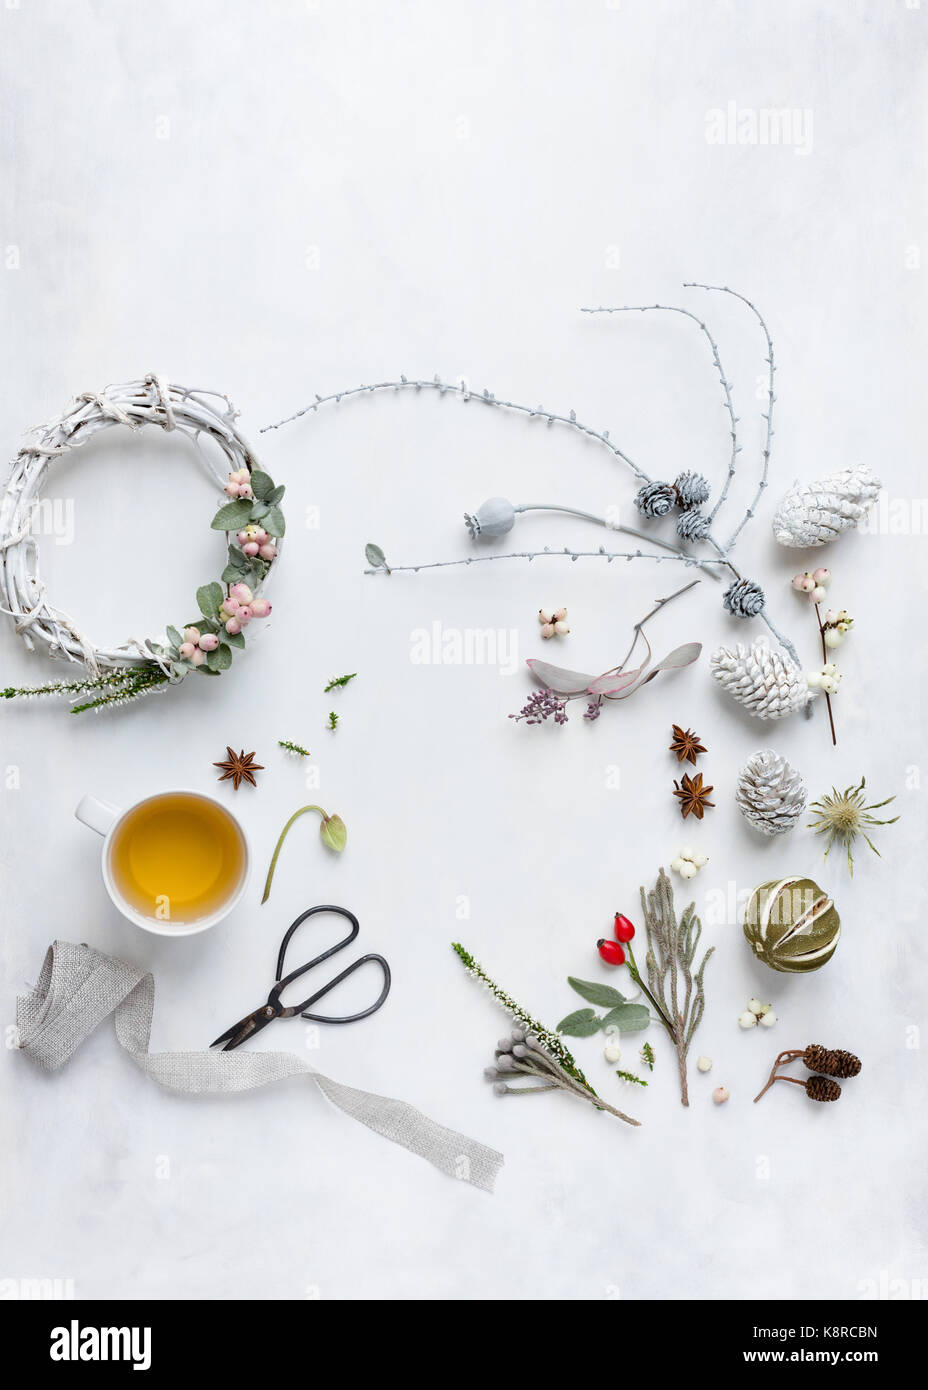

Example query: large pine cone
[710,640,810,720]
[736,749,806,835]
[772,464,882,547]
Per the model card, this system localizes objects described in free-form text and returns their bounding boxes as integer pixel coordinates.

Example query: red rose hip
[613,913,636,943]
[597,938,626,966]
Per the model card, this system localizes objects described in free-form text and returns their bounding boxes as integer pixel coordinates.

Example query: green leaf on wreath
[196,583,224,621]
[206,642,233,672]
[263,505,285,538]
[226,546,247,570]
[555,1008,602,1037]
[249,470,275,501]
[211,499,255,532]
[267,484,286,505]
[223,629,246,648]
[166,626,184,649]
[249,501,270,521]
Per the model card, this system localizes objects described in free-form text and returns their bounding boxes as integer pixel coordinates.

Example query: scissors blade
[210,1003,277,1051]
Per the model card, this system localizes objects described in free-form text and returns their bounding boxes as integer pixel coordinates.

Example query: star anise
[213,747,264,790]
[673,771,715,820]
[669,724,707,765]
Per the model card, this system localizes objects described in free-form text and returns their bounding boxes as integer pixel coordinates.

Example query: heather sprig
[324,673,357,692]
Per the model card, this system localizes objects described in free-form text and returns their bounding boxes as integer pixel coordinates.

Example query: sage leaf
[567,976,627,1008]
[211,499,254,532]
[226,545,247,569]
[267,484,286,504]
[249,470,275,501]
[601,1003,650,1033]
[196,583,224,621]
[365,542,387,568]
[263,505,286,537]
[223,629,246,648]
[249,501,270,521]
[556,1007,602,1037]
[206,642,233,672]
[165,626,184,648]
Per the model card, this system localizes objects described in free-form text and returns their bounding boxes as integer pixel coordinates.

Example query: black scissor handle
[270,905,391,1023]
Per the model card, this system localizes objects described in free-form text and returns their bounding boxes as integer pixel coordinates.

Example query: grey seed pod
[496,1054,516,1071]
[511,1027,525,1042]
[673,470,711,508]
[634,481,677,518]
[497,1037,513,1052]
[493,1082,509,1096]
[483,1066,500,1080]
[723,578,766,618]
[464,497,517,540]
[512,1044,528,1057]
[676,507,712,542]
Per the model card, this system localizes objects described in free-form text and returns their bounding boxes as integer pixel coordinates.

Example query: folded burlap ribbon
[16,940,503,1192]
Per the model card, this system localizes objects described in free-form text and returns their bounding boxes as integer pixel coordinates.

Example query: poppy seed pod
[464,497,517,540]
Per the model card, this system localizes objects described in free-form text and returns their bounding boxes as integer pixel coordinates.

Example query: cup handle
[75,794,122,836]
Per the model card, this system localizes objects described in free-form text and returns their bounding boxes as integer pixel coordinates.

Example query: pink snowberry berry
[812,567,831,586]
[229,583,253,603]
[224,617,242,636]
[223,596,241,614]
[236,606,253,625]
[258,543,278,561]
[238,483,252,499]
[811,585,828,603]
[179,641,197,659]
[237,530,250,545]
[189,647,206,666]
[242,541,260,557]
[225,480,241,497]
[182,627,200,643]
[198,633,219,652]
[791,573,808,591]
[249,597,271,618]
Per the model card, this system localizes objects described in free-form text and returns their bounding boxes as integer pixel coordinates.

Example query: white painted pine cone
[710,640,810,720]
[735,749,807,835]
[772,464,882,548]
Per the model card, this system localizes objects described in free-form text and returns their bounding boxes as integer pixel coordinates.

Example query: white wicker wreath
[0,376,284,712]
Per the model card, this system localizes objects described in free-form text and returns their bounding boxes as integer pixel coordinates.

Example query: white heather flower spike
[772,464,882,547]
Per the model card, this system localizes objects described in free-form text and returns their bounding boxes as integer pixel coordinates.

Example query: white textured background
[1,0,925,1301]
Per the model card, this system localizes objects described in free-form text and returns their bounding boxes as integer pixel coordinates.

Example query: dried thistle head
[807,776,898,876]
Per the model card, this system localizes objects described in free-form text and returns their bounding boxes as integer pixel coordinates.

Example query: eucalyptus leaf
[263,505,286,537]
[525,658,597,695]
[196,583,224,621]
[567,977,627,1008]
[267,484,286,505]
[211,499,255,532]
[249,470,275,501]
[556,1008,602,1037]
[365,542,386,568]
[601,1003,651,1033]
[249,501,270,521]
[223,629,246,649]
[206,642,233,672]
[166,626,184,648]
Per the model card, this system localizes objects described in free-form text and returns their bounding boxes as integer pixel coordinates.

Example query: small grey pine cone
[711,640,810,720]
[674,470,711,508]
[772,464,882,547]
[723,578,766,618]
[634,481,677,518]
[735,749,807,835]
[676,507,711,542]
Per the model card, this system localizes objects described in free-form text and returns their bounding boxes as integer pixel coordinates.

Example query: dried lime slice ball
[742,877,840,973]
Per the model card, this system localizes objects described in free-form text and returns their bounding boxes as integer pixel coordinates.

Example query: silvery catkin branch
[624,869,713,1108]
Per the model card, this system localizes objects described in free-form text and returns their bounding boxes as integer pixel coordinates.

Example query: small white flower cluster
[738,997,777,1029]
[538,606,569,638]
[670,846,708,879]
[807,662,841,695]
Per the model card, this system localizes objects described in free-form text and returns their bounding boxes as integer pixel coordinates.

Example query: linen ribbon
[16,940,503,1193]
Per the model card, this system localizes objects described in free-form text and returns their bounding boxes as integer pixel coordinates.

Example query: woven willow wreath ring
[0,377,285,712]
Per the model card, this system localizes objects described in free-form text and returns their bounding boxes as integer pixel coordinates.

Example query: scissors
[210,904,391,1051]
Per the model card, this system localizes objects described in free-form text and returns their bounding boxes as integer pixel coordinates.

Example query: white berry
[747,997,765,1015]
[759,1009,778,1028]
[691,852,709,868]
[738,1010,758,1029]
[679,861,698,880]
[696,1055,713,1072]
[712,1086,730,1104]
[603,1044,622,1063]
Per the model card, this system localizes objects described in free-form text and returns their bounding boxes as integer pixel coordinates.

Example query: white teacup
[76,789,250,937]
